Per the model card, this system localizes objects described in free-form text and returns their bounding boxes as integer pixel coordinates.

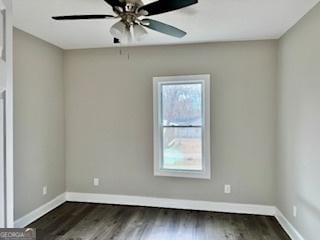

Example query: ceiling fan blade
[52,15,115,20]
[138,0,198,16]
[141,19,186,38]
[104,0,123,8]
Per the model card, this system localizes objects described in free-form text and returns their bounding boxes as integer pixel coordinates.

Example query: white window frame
[153,74,211,179]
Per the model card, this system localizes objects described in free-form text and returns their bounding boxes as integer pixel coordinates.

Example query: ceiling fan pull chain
[118,45,130,61]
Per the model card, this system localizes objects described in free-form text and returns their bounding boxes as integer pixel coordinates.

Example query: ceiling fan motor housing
[118,0,143,12]
[125,3,136,12]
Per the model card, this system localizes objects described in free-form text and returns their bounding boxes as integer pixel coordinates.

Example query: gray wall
[13,28,65,219]
[277,3,320,240]
[64,41,278,205]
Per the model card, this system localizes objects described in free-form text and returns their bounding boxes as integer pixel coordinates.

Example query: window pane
[162,83,202,126]
[162,127,202,171]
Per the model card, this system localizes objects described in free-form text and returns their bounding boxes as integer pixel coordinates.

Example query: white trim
[0,0,13,228]
[66,192,275,216]
[0,92,5,227]
[13,191,306,240]
[14,193,66,228]
[275,208,305,240]
[153,74,211,179]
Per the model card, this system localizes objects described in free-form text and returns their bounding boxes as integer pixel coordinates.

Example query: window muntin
[153,75,211,179]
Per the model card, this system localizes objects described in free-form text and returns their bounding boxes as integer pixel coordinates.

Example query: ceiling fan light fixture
[110,20,133,43]
[110,20,126,39]
[133,24,147,41]
[123,28,132,43]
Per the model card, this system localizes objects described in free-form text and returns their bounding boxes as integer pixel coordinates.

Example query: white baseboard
[65,192,276,216]
[275,208,305,240]
[14,191,305,240]
[14,193,66,228]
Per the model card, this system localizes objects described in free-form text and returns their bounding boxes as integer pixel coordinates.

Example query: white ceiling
[13,0,319,49]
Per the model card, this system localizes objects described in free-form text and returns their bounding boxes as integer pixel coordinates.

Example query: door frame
[0,91,5,227]
[0,0,14,228]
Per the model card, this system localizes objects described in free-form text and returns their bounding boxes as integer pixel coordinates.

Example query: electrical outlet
[93,178,100,186]
[224,184,231,194]
[293,206,297,217]
[42,186,47,195]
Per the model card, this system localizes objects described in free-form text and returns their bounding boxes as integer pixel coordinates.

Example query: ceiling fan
[52,0,198,43]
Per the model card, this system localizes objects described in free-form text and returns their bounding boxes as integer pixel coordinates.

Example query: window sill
[154,169,211,179]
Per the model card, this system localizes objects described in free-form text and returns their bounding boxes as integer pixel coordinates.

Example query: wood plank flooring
[28,202,291,240]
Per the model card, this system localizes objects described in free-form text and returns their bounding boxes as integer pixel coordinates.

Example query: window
[153,75,211,179]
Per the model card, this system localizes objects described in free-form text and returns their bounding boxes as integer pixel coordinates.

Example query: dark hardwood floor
[28,202,290,240]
